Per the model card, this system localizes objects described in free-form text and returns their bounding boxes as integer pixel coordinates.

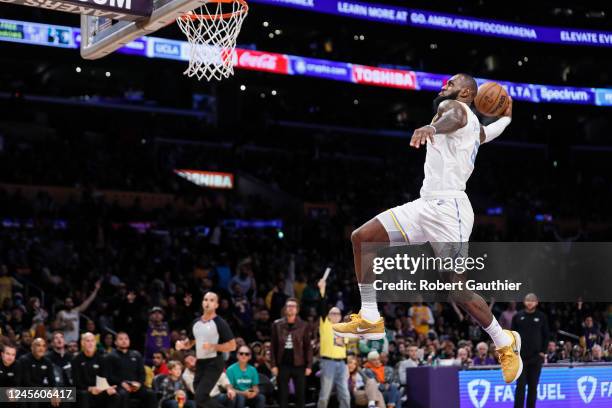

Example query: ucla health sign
[459,367,612,407]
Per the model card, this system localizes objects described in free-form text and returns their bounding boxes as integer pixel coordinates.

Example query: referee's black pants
[278,365,306,408]
[514,355,543,408]
[194,357,225,408]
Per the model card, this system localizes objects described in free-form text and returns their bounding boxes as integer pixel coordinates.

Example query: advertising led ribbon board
[459,366,612,407]
[1,18,612,107]
[250,0,612,48]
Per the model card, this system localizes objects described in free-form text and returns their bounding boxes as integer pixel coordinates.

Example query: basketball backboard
[80,0,208,59]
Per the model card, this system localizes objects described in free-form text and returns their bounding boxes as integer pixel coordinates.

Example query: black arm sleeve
[215,317,235,344]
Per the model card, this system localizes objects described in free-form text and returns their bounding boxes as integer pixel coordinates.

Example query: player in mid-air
[332,73,522,384]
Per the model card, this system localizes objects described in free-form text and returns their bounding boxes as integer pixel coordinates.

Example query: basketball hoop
[177,0,248,81]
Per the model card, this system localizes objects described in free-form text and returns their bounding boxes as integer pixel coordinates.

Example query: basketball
[474,82,510,117]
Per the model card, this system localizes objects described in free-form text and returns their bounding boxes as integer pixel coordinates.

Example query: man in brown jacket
[271,297,313,408]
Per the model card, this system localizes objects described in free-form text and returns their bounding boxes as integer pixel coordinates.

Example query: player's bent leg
[449,282,521,383]
[332,217,388,340]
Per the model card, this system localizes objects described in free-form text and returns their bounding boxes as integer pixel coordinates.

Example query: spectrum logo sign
[174,169,234,189]
[459,367,612,407]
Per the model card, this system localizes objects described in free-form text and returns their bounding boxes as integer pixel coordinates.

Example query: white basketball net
[177,0,248,81]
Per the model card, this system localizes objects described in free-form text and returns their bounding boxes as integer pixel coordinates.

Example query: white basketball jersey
[420,101,481,198]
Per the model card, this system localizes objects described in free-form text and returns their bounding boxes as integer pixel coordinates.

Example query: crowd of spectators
[0,100,611,407]
[0,182,611,406]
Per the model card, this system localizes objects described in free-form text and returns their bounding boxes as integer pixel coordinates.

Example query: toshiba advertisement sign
[174,169,234,190]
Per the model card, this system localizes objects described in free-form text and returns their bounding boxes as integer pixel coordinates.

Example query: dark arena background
[0,0,611,407]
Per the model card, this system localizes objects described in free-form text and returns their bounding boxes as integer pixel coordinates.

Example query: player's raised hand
[410,126,436,148]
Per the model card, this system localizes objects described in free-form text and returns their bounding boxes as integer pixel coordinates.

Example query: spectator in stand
[545,341,558,364]
[473,342,496,366]
[56,280,102,344]
[588,344,605,362]
[11,310,28,342]
[499,302,517,330]
[16,338,60,407]
[395,346,421,386]
[73,332,121,408]
[0,343,18,386]
[102,333,114,354]
[347,355,384,408]
[267,279,289,320]
[362,351,401,408]
[26,296,48,331]
[316,279,350,408]
[455,347,472,368]
[67,341,79,357]
[0,264,22,305]
[512,293,549,408]
[105,332,156,408]
[154,360,195,408]
[117,290,144,347]
[84,320,101,346]
[17,330,33,357]
[230,258,257,300]
[253,310,271,342]
[47,331,73,386]
[271,297,313,408]
[152,351,170,376]
[408,300,434,338]
[145,307,171,366]
[181,352,196,396]
[230,283,253,334]
[582,316,601,351]
[226,345,265,408]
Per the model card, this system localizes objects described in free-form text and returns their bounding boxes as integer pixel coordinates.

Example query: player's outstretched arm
[410,100,467,148]
[480,96,513,144]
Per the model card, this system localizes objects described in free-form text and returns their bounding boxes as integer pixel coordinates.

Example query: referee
[512,293,549,408]
[176,291,236,408]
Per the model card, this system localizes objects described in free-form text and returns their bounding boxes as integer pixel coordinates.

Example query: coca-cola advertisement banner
[352,65,417,90]
[233,49,289,74]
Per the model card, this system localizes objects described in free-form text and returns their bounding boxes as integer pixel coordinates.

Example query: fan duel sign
[0,0,152,20]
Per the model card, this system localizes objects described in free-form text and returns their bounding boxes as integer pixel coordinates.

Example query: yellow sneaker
[332,313,385,340]
[496,330,523,384]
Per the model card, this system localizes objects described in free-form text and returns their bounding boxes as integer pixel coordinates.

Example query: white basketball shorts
[376,196,474,251]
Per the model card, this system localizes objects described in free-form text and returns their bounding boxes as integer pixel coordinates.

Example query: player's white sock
[358,283,380,322]
[484,318,512,348]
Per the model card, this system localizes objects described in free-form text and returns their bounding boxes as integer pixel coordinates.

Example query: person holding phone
[225,345,265,408]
